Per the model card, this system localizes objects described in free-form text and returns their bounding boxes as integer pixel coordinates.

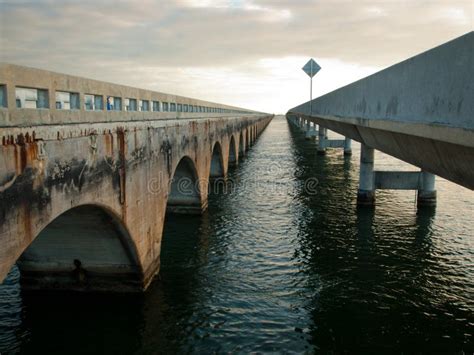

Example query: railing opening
[15,87,49,109]
[0,85,7,108]
[2,69,256,117]
[139,100,150,112]
[84,94,103,111]
[125,98,137,111]
[56,91,80,110]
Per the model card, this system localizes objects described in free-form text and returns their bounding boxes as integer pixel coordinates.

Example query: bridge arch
[167,156,202,214]
[210,142,225,179]
[17,204,142,292]
[228,135,237,166]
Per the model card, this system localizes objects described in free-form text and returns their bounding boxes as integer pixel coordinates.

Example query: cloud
[0,0,472,112]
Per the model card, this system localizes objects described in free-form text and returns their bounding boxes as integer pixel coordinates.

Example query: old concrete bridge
[288,31,473,206]
[0,64,273,292]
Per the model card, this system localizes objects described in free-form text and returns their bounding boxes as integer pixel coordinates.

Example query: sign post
[302,58,321,116]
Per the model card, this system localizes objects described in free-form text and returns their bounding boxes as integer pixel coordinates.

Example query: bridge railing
[0,63,265,127]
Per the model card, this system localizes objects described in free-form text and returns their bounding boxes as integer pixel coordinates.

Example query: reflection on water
[0,116,473,353]
[0,266,22,353]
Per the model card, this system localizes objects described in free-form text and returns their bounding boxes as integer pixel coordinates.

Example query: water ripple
[0,116,473,353]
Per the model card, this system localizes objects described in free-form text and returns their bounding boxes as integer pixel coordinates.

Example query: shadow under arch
[228,135,237,166]
[210,141,225,179]
[18,204,142,293]
[238,131,245,158]
[246,128,250,150]
[167,156,202,215]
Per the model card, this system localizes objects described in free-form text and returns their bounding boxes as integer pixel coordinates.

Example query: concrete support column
[344,137,352,156]
[417,171,437,207]
[305,121,317,140]
[317,126,326,155]
[357,144,375,205]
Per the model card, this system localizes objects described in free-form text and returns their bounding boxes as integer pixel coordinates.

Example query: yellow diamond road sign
[302,58,321,78]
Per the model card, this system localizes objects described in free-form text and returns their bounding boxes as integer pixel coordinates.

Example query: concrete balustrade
[0,63,262,128]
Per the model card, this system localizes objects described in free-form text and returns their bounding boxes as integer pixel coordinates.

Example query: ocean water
[0,115,472,353]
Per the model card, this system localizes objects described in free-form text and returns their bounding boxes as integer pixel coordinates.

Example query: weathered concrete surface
[0,64,273,292]
[288,32,474,189]
[0,116,271,291]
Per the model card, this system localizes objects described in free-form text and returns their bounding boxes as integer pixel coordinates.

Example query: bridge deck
[288,32,473,189]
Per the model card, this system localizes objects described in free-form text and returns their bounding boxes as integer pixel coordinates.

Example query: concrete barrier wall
[290,31,473,131]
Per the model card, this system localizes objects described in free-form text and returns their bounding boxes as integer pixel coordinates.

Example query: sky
[0,0,472,113]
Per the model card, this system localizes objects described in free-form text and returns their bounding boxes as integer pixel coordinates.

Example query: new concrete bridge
[0,64,273,292]
[288,31,473,206]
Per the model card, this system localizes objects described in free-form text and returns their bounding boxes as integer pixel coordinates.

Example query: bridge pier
[417,172,437,207]
[299,117,305,129]
[292,116,299,127]
[288,117,353,154]
[357,144,376,205]
[292,116,314,138]
[343,138,352,155]
[288,115,308,133]
[317,127,326,154]
[305,122,317,140]
[357,144,437,207]
[317,127,352,155]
